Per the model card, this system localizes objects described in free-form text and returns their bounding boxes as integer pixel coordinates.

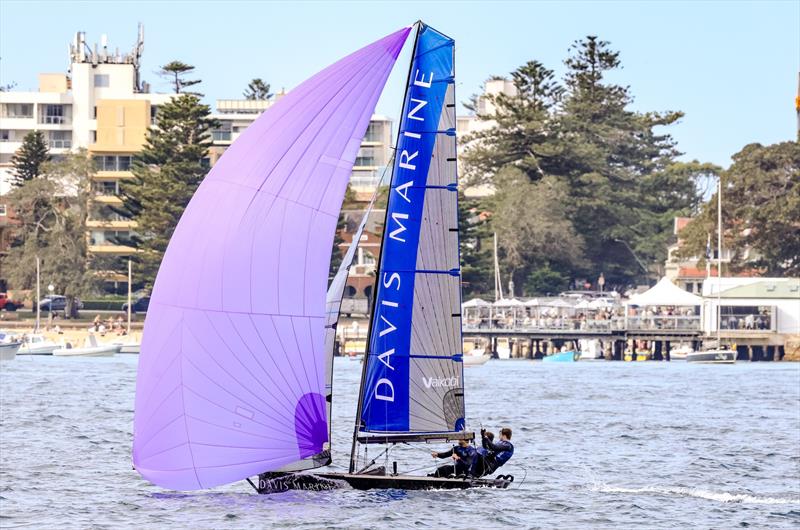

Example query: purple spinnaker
[132,27,410,491]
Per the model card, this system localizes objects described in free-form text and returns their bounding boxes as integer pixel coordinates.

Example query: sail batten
[133,27,411,491]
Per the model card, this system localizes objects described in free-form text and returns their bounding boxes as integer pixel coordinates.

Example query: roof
[627,277,702,306]
[719,278,800,299]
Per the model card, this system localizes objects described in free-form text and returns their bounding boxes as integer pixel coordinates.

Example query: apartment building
[208,97,394,201]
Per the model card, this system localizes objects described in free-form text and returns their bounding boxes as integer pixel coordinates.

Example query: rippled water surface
[2,356,799,528]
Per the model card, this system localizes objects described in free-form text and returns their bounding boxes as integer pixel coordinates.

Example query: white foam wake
[589,483,800,505]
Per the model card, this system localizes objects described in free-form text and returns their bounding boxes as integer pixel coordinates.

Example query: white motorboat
[463,353,491,366]
[53,334,120,357]
[17,334,61,355]
[686,348,736,364]
[0,341,21,361]
[669,343,694,360]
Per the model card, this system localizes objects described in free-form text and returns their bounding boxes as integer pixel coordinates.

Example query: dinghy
[133,22,512,494]
[53,334,119,357]
[17,333,61,355]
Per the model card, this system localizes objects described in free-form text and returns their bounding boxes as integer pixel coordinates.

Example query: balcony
[86,219,137,229]
[88,243,136,255]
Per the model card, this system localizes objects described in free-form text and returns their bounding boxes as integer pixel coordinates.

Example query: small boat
[348,354,364,362]
[17,334,60,355]
[107,339,140,354]
[133,23,512,494]
[53,335,119,357]
[686,348,736,364]
[668,343,693,360]
[0,341,21,362]
[543,350,580,362]
[463,351,491,366]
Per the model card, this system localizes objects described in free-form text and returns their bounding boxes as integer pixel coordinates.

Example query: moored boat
[463,349,491,366]
[686,348,736,364]
[0,341,21,362]
[543,350,580,362]
[53,335,119,357]
[17,334,61,355]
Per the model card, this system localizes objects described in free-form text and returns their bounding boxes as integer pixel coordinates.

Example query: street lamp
[613,238,652,285]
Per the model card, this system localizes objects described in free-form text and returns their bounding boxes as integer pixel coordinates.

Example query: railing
[49,139,71,149]
[212,130,232,142]
[39,115,70,125]
[626,315,701,331]
[462,315,702,333]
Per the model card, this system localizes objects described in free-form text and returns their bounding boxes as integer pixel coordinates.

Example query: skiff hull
[686,349,736,364]
[256,472,512,493]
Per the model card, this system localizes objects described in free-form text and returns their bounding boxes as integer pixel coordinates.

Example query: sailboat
[132,22,512,493]
[687,176,735,364]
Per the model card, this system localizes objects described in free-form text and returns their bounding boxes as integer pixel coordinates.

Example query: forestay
[358,25,466,437]
[132,27,410,491]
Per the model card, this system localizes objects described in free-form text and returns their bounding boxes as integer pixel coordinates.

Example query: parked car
[0,293,22,311]
[32,295,84,313]
[122,296,150,314]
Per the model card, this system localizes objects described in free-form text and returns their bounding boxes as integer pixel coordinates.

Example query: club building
[0,28,394,293]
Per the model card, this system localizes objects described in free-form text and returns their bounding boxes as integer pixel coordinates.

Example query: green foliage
[2,151,96,316]
[524,264,570,296]
[461,35,703,290]
[459,195,493,298]
[243,78,273,100]
[678,141,800,275]
[10,130,50,187]
[160,60,202,94]
[115,93,217,288]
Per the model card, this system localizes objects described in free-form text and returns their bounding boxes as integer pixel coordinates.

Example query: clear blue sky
[1,0,797,168]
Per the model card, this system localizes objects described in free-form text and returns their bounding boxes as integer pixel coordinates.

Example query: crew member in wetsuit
[429,439,476,478]
[473,427,514,477]
[471,430,494,477]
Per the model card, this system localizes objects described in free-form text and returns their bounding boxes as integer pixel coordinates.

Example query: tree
[462,61,563,186]
[491,168,585,294]
[10,130,50,186]
[459,195,493,298]
[243,78,273,100]
[115,94,217,288]
[678,142,800,275]
[159,60,201,94]
[2,151,95,316]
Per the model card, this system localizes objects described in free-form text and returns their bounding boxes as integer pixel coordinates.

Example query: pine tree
[115,94,217,288]
[160,61,202,95]
[10,130,50,186]
[243,78,273,100]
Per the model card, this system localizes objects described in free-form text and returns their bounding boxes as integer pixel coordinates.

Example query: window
[93,181,118,195]
[0,205,6,216]
[150,105,158,125]
[48,131,71,149]
[40,104,67,124]
[354,147,377,167]
[94,74,110,87]
[364,122,383,142]
[211,123,232,142]
[90,130,97,143]
[0,130,9,142]
[93,106,97,119]
[94,155,132,172]
[1,103,33,119]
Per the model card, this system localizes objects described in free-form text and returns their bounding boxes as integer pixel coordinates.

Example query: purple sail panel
[132,27,410,491]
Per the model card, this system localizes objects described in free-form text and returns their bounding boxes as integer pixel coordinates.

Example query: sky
[0,0,797,168]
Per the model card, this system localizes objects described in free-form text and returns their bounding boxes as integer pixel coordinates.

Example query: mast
[35,256,41,332]
[494,232,503,301]
[349,22,422,474]
[717,175,723,346]
[127,259,132,335]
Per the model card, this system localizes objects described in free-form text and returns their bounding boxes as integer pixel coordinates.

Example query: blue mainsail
[358,24,465,436]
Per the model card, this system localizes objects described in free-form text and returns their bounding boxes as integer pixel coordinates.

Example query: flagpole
[35,256,41,332]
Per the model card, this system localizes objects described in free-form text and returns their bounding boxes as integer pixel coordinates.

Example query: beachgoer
[429,439,476,478]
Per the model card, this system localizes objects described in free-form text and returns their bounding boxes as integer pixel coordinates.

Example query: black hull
[256,472,512,493]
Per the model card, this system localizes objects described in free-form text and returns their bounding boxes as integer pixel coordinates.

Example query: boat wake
[589,483,800,505]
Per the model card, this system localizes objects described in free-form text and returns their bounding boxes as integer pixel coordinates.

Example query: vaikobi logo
[422,376,458,389]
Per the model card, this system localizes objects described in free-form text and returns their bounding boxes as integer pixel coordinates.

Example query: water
[2,356,799,528]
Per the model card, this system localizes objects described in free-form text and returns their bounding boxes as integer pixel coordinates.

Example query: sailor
[474,427,514,477]
[429,439,476,478]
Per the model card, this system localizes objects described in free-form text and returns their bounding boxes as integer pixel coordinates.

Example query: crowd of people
[90,315,129,337]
